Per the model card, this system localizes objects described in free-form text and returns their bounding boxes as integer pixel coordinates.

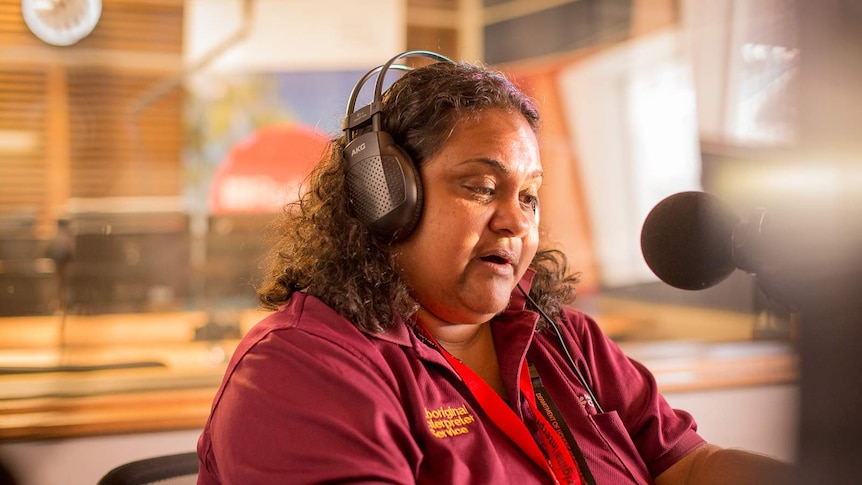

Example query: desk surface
[0,308,798,441]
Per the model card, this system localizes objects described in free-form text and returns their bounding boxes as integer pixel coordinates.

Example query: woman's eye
[469,186,495,197]
[521,194,539,212]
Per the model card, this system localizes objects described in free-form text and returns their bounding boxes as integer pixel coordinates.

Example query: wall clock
[21,0,102,47]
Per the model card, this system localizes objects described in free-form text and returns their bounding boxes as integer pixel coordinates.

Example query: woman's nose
[489,196,532,236]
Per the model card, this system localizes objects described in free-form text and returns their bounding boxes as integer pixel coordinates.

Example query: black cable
[518,283,604,413]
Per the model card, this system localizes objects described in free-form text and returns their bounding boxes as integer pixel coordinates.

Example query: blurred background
[0,0,859,483]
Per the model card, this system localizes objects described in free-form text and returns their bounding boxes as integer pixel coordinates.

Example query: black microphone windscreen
[640,191,740,290]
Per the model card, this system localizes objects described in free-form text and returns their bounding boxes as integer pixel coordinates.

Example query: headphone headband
[342,50,454,142]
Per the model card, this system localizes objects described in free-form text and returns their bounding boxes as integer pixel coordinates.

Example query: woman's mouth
[477,250,518,272]
[480,255,508,264]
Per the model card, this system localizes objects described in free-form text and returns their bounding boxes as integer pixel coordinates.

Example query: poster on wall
[185,69,367,215]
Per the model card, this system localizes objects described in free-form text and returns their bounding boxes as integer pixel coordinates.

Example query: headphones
[341,50,454,242]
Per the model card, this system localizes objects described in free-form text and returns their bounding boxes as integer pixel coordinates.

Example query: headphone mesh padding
[346,155,407,224]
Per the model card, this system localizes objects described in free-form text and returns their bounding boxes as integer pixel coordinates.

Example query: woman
[197,54,790,484]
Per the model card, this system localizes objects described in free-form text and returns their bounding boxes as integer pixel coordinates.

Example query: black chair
[97,451,199,485]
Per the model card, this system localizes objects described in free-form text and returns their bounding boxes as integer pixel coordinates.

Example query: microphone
[640,190,862,301]
[45,218,76,360]
[640,191,752,291]
[46,218,75,268]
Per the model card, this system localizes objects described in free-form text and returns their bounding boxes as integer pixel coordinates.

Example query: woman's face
[394,108,542,326]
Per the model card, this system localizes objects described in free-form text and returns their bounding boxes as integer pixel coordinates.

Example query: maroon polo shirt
[197,281,704,484]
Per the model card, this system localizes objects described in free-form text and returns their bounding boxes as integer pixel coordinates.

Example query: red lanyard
[520,362,584,485]
[419,325,583,485]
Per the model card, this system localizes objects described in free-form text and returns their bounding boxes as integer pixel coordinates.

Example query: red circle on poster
[209,124,329,214]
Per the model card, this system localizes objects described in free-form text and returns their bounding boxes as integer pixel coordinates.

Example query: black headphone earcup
[343,130,422,241]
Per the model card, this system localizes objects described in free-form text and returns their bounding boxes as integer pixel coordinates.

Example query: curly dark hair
[258,60,579,333]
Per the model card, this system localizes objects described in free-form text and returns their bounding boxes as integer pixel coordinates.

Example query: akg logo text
[350,143,366,157]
